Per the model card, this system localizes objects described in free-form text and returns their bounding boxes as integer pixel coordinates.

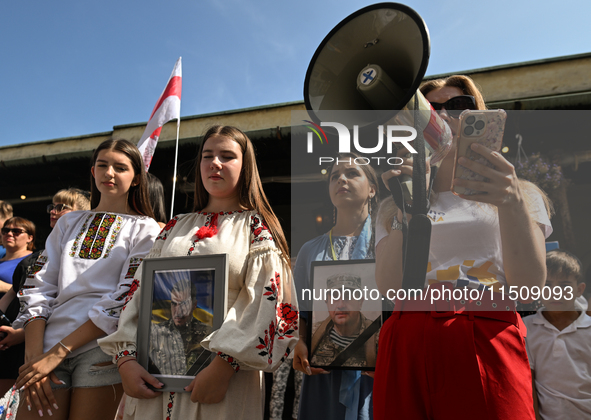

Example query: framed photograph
[137,254,228,392]
[306,259,390,371]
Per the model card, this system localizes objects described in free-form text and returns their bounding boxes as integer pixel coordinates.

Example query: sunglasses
[1,227,28,236]
[429,95,476,118]
[47,203,73,213]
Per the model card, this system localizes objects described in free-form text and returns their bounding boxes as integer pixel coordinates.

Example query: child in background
[524,249,591,419]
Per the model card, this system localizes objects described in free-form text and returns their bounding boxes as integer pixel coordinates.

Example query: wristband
[58,341,72,354]
[117,358,136,370]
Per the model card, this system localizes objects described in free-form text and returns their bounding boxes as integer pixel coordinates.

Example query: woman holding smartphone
[373,75,553,419]
[14,139,161,420]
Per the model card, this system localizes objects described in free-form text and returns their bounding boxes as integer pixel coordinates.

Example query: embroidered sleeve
[13,229,63,329]
[98,221,168,363]
[201,228,299,372]
[88,219,160,335]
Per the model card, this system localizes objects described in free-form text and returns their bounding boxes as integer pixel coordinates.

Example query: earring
[333,207,337,225]
[368,199,372,216]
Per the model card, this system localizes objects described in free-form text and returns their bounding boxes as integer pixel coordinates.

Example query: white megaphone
[303,2,452,208]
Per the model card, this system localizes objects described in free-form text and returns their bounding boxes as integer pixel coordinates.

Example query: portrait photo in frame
[306,259,390,371]
[137,254,228,392]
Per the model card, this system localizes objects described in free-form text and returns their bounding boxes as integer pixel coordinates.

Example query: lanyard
[328,229,337,261]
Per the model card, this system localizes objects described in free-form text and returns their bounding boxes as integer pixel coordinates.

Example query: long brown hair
[89,139,155,219]
[193,126,291,265]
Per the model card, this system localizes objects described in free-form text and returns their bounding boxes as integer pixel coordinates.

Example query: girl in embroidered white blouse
[14,139,161,420]
[98,126,298,420]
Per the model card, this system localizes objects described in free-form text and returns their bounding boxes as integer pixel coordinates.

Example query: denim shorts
[51,346,121,389]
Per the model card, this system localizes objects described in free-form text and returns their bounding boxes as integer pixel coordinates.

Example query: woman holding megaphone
[373,75,552,419]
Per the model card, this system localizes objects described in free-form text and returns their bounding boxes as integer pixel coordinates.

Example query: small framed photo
[306,260,389,371]
[137,254,228,392]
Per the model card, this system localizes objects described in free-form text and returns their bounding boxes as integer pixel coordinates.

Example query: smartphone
[451,109,507,195]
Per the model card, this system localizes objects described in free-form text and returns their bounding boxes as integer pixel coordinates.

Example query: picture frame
[137,254,228,392]
[306,259,390,371]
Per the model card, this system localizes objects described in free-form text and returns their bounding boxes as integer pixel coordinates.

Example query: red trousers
[373,311,535,420]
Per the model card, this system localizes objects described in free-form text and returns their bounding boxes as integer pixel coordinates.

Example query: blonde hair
[53,188,91,211]
[0,201,13,220]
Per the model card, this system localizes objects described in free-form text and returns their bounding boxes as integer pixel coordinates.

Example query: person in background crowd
[147,173,167,228]
[14,139,161,420]
[0,202,14,259]
[525,249,591,419]
[0,189,91,397]
[0,217,35,395]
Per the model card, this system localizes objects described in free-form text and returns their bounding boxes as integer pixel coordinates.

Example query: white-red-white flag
[137,57,182,171]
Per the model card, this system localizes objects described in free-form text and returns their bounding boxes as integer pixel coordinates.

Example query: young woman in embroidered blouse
[98,125,298,420]
[372,75,553,419]
[14,139,161,420]
[293,153,379,420]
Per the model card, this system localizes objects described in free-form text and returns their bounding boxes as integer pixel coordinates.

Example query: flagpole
[170,116,181,219]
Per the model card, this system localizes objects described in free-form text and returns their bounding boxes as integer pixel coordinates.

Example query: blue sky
[1,0,590,147]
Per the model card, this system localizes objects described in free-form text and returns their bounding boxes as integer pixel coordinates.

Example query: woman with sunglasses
[47,188,91,228]
[13,139,161,420]
[0,217,35,395]
[0,190,91,355]
[372,75,553,419]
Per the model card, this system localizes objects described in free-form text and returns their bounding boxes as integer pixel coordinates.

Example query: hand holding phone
[452,109,507,196]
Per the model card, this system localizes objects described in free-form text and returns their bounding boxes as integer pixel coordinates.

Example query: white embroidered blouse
[14,210,161,356]
[98,210,299,372]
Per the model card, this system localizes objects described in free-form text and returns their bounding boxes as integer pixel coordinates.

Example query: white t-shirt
[524,309,591,419]
[376,191,552,291]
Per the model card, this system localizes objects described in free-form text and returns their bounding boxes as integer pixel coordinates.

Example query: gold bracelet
[58,341,72,354]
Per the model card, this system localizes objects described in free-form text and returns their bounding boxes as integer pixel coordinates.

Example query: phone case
[451,109,507,195]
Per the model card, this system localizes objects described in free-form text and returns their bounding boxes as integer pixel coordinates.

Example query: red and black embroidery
[124,258,142,280]
[256,273,299,365]
[165,392,175,420]
[79,214,121,259]
[115,349,137,361]
[188,213,219,255]
[280,347,292,364]
[250,214,273,244]
[156,216,179,241]
[26,255,47,280]
[23,315,47,327]
[121,279,140,312]
[263,272,281,302]
[256,321,277,365]
[217,352,240,372]
[277,303,298,339]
